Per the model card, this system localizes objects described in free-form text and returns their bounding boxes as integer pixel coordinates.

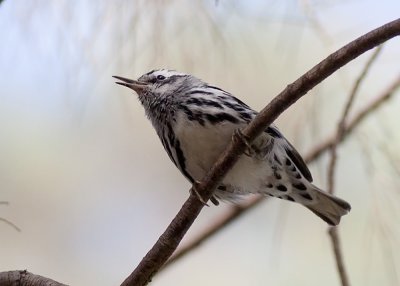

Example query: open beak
[113,75,148,94]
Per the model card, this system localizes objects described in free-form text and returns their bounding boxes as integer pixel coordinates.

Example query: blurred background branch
[326,45,384,286]
[0,202,20,232]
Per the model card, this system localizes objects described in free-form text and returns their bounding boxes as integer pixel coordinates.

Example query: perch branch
[121,19,400,286]
[163,73,400,269]
[0,270,67,286]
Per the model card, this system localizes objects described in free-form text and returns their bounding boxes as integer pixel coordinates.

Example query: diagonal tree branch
[0,270,67,286]
[327,45,383,286]
[121,19,400,286]
[163,73,400,270]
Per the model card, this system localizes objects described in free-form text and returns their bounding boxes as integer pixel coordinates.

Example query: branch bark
[122,19,400,286]
[163,73,400,270]
[0,270,67,286]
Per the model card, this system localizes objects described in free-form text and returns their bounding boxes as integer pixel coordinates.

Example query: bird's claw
[191,181,210,206]
[233,129,254,157]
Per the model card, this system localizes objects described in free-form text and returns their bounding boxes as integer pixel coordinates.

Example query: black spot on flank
[277,185,287,192]
[266,183,273,188]
[286,196,295,202]
[268,194,274,197]
[301,193,313,200]
[294,173,302,179]
[266,126,283,138]
[161,134,178,169]
[285,145,313,182]
[174,139,194,183]
[205,113,239,124]
[293,182,307,191]
[218,185,227,191]
[274,172,282,180]
[277,196,283,199]
[285,158,292,166]
[290,165,296,172]
[274,154,282,165]
[210,196,220,206]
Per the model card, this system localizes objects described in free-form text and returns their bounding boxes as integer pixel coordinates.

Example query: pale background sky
[1,1,400,285]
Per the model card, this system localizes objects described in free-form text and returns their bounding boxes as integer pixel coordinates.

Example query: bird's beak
[113,75,148,94]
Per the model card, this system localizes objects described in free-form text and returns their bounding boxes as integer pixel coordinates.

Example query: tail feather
[306,187,351,226]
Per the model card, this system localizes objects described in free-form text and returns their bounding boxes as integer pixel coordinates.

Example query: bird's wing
[192,86,313,182]
[266,125,313,182]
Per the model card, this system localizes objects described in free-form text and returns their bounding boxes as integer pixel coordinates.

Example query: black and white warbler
[114,69,351,225]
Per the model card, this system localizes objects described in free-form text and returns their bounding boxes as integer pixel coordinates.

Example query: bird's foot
[233,129,254,157]
[191,181,209,206]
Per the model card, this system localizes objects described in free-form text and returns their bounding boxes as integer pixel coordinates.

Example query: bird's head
[114,69,202,103]
[114,69,204,124]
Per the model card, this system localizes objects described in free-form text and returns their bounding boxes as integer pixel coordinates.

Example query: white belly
[173,114,274,193]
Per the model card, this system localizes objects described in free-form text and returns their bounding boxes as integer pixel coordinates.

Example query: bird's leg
[233,129,255,157]
[191,181,210,206]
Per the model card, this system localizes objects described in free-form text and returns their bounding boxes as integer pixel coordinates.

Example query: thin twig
[329,228,349,286]
[121,19,400,286]
[327,46,383,195]
[0,218,21,232]
[162,74,400,270]
[327,45,383,286]
[0,202,21,232]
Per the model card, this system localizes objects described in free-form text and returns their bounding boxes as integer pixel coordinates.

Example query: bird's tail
[306,186,351,226]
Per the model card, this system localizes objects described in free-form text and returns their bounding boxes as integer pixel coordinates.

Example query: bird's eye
[157,75,166,81]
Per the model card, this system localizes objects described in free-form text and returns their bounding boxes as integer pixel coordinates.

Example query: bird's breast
[173,113,238,180]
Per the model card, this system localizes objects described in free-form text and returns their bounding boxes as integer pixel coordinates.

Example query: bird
[113,69,351,226]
